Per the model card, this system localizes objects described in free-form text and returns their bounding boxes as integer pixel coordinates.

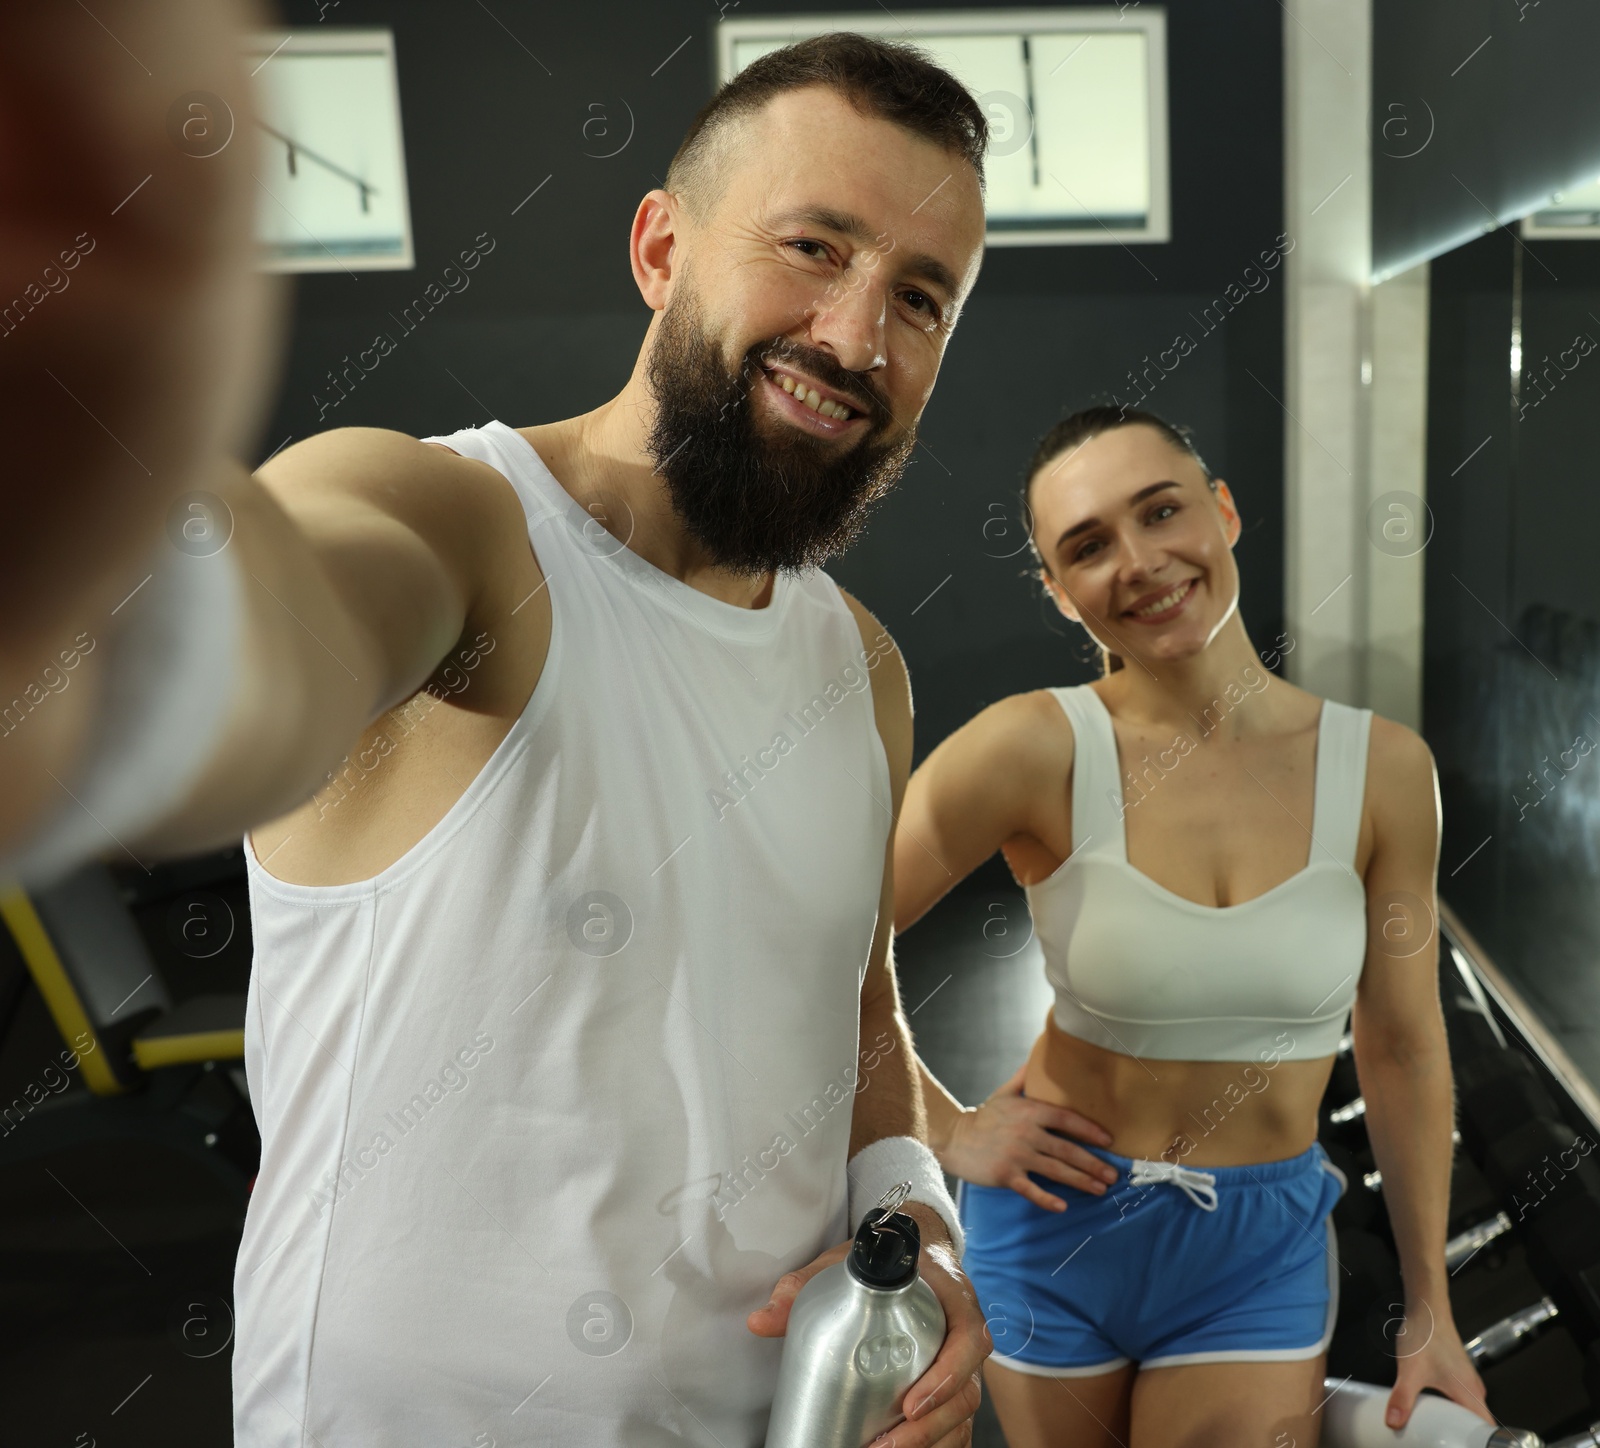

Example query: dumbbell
[1329,1094,1367,1127]
[1334,1228,1563,1363]
[1462,1296,1560,1365]
[1446,1211,1514,1272]
[1479,1117,1600,1331]
[1548,1426,1600,1448]
[1457,1052,1564,1156]
[1320,1378,1539,1446]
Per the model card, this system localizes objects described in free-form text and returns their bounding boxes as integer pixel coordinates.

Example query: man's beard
[642,278,917,576]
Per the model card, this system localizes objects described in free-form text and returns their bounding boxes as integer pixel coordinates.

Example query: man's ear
[631,189,680,312]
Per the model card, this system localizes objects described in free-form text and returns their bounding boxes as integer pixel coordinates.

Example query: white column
[1365,261,1430,729]
[1282,0,1428,727]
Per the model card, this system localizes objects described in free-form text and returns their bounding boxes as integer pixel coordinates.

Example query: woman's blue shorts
[957,1139,1349,1375]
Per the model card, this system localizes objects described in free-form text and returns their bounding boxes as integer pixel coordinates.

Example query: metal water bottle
[765,1183,947,1448]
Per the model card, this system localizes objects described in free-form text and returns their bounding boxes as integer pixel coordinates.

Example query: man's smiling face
[643,84,987,575]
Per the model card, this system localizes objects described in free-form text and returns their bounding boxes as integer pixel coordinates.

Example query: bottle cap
[847,1191,922,1291]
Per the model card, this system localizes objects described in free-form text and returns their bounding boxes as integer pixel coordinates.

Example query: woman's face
[1029,423,1243,669]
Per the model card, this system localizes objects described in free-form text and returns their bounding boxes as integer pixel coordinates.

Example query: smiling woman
[892,402,1481,1443]
[1022,405,1223,677]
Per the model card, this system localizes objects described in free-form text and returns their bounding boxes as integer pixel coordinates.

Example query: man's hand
[889,1202,989,1448]
[747,1203,991,1448]
[0,0,289,856]
[745,1236,853,1339]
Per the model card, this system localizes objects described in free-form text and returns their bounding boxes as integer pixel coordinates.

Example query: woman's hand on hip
[941,1064,1119,1211]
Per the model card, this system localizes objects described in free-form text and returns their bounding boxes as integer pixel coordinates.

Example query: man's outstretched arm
[0,429,535,884]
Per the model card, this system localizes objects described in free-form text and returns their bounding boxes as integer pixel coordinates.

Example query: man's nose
[807,272,890,381]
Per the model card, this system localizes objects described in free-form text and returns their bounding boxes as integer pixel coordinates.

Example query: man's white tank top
[232,420,892,1448]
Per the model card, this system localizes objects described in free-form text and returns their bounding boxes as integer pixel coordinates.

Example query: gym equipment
[1478,1116,1600,1333]
[1325,1139,1382,1230]
[1466,1298,1561,1365]
[1458,1053,1565,1155]
[1333,921,1600,1437]
[0,860,255,1201]
[1449,1154,1511,1238]
[1331,1094,1368,1125]
[1448,1212,1515,1271]
[1446,943,1509,1053]
[1321,1377,1538,1446]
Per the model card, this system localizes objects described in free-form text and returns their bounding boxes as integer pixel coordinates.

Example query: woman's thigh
[1129,1350,1328,1448]
[983,1357,1136,1448]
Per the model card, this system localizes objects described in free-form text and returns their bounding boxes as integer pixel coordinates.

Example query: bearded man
[0,23,993,1448]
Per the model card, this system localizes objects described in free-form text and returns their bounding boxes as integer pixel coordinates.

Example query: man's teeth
[773,370,855,420]
[1132,581,1192,617]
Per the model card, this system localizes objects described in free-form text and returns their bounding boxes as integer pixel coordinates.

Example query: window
[717,8,1170,246]
[243,28,415,272]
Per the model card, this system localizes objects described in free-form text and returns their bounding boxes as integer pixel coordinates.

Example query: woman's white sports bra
[1025,684,1374,1063]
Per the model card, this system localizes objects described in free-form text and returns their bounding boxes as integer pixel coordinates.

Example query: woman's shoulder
[1308,690,1432,773]
[1360,711,1436,801]
[1348,712,1438,882]
[940,688,1079,776]
[1282,688,1432,785]
[990,686,1081,738]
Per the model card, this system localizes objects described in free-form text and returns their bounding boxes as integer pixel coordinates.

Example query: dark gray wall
[1373,0,1600,277]
[1424,228,1600,1085]
[259,0,1287,868]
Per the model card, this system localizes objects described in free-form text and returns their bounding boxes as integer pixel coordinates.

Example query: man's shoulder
[829,584,911,781]
[830,584,901,678]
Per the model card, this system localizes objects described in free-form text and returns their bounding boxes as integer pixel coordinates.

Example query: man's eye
[786,239,828,260]
[902,290,937,318]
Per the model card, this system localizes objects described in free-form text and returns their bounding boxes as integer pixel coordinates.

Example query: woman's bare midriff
[1021,1011,1336,1167]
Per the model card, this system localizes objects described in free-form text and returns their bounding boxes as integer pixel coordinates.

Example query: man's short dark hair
[665,31,989,225]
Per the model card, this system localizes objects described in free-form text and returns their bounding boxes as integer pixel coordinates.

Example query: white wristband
[0,532,244,891]
[847,1135,964,1261]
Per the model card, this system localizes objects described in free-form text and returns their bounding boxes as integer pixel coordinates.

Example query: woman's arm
[894,691,1072,931]
[915,1048,1118,1209]
[896,692,1117,1209]
[1357,1040,1458,1313]
[1351,721,1456,1321]
[1349,718,1491,1427]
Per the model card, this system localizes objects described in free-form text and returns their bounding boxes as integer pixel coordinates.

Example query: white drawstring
[1127,1159,1220,1212]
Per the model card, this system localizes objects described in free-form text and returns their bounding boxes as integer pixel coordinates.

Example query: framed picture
[717,8,1170,247]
